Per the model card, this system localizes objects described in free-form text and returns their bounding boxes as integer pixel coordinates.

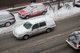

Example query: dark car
[66,31,80,49]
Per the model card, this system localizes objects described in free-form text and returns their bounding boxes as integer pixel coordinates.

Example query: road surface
[0,13,80,53]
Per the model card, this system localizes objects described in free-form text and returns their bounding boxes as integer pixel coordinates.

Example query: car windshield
[24,22,32,29]
[25,5,34,11]
[71,33,80,43]
[76,34,80,40]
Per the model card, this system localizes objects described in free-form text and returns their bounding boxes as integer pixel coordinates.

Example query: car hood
[14,25,28,35]
[19,10,27,15]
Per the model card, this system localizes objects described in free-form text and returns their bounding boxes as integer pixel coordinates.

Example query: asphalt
[0,13,80,53]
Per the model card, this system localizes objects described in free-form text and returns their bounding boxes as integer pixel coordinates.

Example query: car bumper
[66,39,80,50]
[13,35,23,39]
[13,31,23,39]
[18,14,26,19]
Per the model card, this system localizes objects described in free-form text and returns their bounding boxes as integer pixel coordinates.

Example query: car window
[32,24,39,29]
[24,22,32,29]
[25,6,33,12]
[26,5,36,11]
[69,32,80,43]
[40,22,46,27]
[37,5,45,11]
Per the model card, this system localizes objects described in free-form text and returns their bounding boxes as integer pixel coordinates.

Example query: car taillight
[74,43,80,48]
[76,44,80,48]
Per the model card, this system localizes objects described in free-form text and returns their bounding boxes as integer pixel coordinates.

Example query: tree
[50,0,61,9]
[57,0,61,9]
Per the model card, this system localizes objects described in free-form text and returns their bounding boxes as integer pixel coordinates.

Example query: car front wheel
[5,22,11,27]
[25,16,30,19]
[46,28,52,33]
[23,35,29,40]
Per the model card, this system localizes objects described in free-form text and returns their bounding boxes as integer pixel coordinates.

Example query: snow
[0,2,80,37]
[52,7,80,21]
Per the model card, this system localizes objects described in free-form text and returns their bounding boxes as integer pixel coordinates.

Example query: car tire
[5,22,11,27]
[46,28,52,33]
[25,16,29,19]
[23,35,29,40]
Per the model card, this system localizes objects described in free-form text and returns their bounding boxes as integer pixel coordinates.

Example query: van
[13,17,56,40]
[0,10,16,27]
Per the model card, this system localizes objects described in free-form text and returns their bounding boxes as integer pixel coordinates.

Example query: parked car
[13,17,56,40]
[66,31,80,49]
[74,0,80,7]
[0,10,16,27]
[18,3,47,19]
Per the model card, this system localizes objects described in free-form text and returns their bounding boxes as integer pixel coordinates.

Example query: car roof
[26,16,51,24]
[0,10,9,15]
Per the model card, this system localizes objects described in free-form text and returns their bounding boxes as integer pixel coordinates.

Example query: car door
[39,21,47,32]
[31,23,40,35]
[0,15,6,25]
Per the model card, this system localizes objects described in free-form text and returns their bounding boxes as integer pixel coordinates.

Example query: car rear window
[40,22,46,27]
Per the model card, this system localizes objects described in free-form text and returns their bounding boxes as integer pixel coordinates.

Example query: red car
[18,3,47,19]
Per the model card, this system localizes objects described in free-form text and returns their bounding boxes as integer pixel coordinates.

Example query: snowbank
[52,7,80,21]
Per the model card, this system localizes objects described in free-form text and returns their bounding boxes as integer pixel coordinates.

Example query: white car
[66,31,80,49]
[0,10,16,27]
[13,17,56,40]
